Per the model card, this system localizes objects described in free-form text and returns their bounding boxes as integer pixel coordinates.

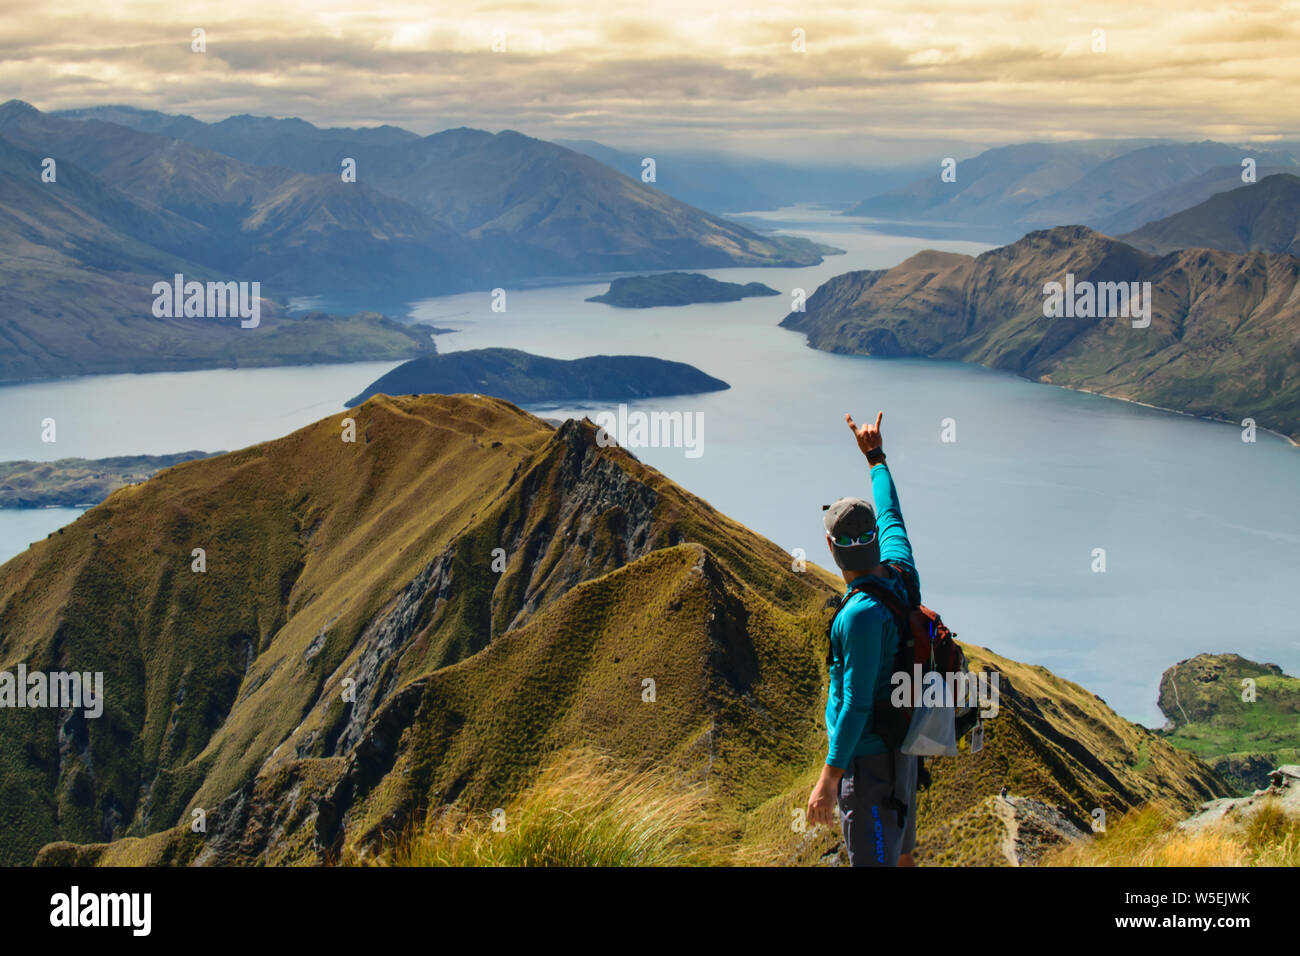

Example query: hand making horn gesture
[845,410,884,458]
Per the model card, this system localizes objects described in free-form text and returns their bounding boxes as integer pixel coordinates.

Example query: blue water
[1,208,1296,726]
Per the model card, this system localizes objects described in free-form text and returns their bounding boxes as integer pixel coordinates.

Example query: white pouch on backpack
[901,703,959,756]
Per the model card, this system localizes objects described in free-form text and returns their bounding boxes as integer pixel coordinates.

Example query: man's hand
[846,411,884,457]
[806,765,844,827]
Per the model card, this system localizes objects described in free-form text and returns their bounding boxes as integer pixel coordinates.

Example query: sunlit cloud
[3,0,1299,161]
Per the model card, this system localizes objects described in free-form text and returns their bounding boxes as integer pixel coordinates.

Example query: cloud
[4,0,1298,161]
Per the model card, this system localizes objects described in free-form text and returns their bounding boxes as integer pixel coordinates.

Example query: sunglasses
[831,530,877,548]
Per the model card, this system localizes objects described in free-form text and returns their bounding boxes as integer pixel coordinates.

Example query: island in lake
[586,272,781,308]
[347,347,730,407]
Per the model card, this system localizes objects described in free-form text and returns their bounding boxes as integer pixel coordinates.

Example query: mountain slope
[781,226,1300,442]
[0,125,435,379]
[0,395,1228,867]
[1121,174,1300,256]
[1094,164,1299,236]
[0,394,837,865]
[317,126,841,275]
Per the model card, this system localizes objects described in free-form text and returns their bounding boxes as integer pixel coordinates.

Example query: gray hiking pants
[837,750,918,867]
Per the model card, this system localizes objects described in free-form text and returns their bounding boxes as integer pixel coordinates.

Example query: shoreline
[1058,383,1299,449]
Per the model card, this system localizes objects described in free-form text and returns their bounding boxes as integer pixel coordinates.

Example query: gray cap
[823,497,880,571]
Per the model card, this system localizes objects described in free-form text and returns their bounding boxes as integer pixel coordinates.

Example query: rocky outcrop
[994,795,1090,866]
[1181,765,1300,833]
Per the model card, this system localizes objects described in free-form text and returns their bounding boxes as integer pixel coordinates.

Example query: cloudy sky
[5,0,1299,162]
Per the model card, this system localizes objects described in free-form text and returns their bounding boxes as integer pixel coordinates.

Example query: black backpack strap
[824,587,865,667]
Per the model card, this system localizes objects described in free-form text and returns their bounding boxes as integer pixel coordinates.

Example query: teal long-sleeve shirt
[824,461,920,768]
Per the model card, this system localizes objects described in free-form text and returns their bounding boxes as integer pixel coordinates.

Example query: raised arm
[870,461,914,569]
[845,411,916,571]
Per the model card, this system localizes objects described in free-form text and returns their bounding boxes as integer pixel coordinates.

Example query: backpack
[824,563,982,753]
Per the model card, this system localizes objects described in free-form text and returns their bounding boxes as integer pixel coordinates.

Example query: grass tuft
[372,749,738,867]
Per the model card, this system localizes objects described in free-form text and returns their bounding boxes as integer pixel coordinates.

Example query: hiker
[806,411,920,867]
[1000,785,1009,799]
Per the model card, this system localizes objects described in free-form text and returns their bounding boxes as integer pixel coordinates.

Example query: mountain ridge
[0,394,1229,866]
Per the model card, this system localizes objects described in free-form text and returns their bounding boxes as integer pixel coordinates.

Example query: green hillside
[1156,653,1300,793]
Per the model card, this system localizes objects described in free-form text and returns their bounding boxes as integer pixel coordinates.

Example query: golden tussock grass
[369,749,749,867]
[1048,797,1300,867]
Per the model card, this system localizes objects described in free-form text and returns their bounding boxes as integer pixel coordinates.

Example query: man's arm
[847,411,918,575]
[807,604,887,825]
[870,461,915,570]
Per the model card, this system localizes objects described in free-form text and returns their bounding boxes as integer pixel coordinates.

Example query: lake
[1,207,1296,726]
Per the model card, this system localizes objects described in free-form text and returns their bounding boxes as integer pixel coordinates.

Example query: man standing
[806,411,920,867]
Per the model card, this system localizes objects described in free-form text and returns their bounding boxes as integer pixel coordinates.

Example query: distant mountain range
[0,394,1226,866]
[346,348,729,406]
[845,139,1300,241]
[46,108,923,214]
[0,100,838,381]
[0,101,481,299]
[781,225,1300,442]
[42,104,839,277]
